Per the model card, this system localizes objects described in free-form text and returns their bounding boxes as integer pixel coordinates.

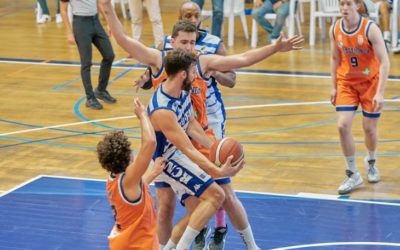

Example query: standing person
[97,98,165,250]
[192,0,224,37]
[37,0,62,23]
[127,0,165,47]
[60,0,116,110]
[330,0,389,194]
[100,1,303,248]
[252,0,291,44]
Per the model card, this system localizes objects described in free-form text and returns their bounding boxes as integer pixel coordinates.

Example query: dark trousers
[73,15,115,99]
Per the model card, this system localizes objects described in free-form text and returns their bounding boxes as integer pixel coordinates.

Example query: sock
[215,208,226,228]
[367,151,376,161]
[159,244,165,250]
[345,155,357,172]
[238,225,259,250]
[383,31,391,41]
[176,226,200,250]
[163,239,176,250]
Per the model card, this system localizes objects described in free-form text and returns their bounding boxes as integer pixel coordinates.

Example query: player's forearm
[187,120,213,149]
[212,71,236,88]
[377,62,389,95]
[100,2,127,44]
[330,57,339,89]
[182,146,219,177]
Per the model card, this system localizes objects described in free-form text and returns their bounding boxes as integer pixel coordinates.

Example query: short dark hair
[97,131,131,174]
[171,20,197,38]
[164,49,197,77]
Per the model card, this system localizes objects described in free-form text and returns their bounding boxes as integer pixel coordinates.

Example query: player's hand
[275,32,304,52]
[373,93,384,112]
[153,157,166,175]
[133,98,147,118]
[218,155,244,177]
[67,32,76,45]
[133,69,151,92]
[330,88,337,106]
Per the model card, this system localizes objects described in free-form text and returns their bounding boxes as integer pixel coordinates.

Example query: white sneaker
[56,14,62,23]
[37,14,51,24]
[338,170,363,195]
[364,157,380,183]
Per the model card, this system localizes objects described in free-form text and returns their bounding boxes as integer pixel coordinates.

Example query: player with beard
[100,1,303,248]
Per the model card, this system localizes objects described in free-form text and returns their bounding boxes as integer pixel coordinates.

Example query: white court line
[0,175,43,198]
[2,58,400,81]
[271,241,400,250]
[4,175,399,207]
[1,99,399,137]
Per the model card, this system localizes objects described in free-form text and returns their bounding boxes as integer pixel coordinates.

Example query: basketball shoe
[338,170,363,194]
[364,157,380,183]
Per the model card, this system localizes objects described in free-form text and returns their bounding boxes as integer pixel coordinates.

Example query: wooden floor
[0,1,399,200]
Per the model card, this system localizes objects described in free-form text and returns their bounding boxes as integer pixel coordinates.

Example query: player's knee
[363,124,376,137]
[337,122,351,134]
[206,184,225,208]
[157,203,175,224]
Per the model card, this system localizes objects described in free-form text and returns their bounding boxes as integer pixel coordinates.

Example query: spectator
[127,0,164,47]
[37,0,62,23]
[252,0,291,44]
[192,0,224,37]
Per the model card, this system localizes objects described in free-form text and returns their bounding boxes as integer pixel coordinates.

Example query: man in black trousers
[60,0,116,110]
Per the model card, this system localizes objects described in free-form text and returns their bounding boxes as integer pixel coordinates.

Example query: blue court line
[228,117,337,136]
[2,135,399,158]
[245,151,400,159]
[73,98,140,134]
[0,136,96,150]
[240,139,400,145]
[2,57,400,80]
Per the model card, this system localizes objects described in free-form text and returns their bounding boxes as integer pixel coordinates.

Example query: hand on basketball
[330,88,337,106]
[133,98,147,119]
[275,32,304,52]
[373,93,384,112]
[219,155,245,177]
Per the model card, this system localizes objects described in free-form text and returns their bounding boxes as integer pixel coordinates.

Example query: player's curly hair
[97,131,132,174]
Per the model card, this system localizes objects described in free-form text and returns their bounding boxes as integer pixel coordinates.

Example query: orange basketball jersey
[333,17,379,84]
[106,173,158,250]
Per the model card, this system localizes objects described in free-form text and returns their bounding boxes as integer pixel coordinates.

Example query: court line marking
[0,175,43,198]
[2,57,400,81]
[1,99,399,137]
[271,241,400,250]
[2,175,398,207]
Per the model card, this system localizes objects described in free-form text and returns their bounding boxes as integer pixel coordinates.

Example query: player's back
[106,173,158,250]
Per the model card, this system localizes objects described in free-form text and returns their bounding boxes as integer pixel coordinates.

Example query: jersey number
[111,205,122,230]
[350,57,358,67]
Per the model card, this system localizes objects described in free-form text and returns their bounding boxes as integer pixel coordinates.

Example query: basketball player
[330,0,389,194]
[100,1,303,249]
[96,98,165,249]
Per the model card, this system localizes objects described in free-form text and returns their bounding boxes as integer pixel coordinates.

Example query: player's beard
[181,73,193,92]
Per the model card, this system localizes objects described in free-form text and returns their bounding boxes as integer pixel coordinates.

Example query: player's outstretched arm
[99,0,161,67]
[213,42,237,88]
[123,98,157,191]
[200,33,304,73]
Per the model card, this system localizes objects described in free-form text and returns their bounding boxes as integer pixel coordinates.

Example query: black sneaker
[208,226,228,250]
[95,88,117,104]
[86,97,103,110]
[193,226,210,250]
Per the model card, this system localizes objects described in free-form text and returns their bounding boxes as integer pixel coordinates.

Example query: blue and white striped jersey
[163,29,222,54]
[147,84,192,159]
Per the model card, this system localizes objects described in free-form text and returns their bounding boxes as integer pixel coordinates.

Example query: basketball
[209,137,244,166]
